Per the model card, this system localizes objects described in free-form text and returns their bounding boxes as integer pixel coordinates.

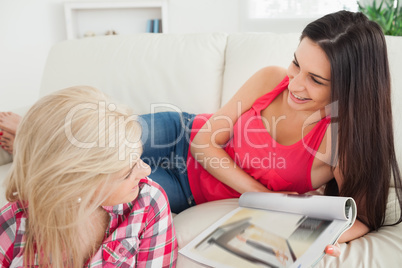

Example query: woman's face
[101,159,151,206]
[286,37,331,114]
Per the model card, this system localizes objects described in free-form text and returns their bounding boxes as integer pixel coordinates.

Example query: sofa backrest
[40,33,228,115]
[40,33,402,172]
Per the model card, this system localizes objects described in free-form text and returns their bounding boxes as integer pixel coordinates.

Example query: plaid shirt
[0,177,177,267]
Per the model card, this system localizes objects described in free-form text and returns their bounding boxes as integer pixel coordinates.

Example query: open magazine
[180,192,356,268]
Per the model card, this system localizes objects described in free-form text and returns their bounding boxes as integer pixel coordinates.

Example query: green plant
[358,0,402,36]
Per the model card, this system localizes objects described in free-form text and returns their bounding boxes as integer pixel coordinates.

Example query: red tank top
[186,76,331,204]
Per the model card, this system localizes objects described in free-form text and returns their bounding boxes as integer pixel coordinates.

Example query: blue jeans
[138,112,196,213]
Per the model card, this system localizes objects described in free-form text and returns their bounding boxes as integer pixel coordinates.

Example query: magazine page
[180,193,356,268]
[239,192,356,221]
[180,207,349,268]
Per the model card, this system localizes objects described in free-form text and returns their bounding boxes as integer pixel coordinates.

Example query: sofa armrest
[0,105,31,166]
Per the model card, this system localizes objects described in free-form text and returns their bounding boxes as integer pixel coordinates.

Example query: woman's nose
[289,73,305,91]
[137,159,151,176]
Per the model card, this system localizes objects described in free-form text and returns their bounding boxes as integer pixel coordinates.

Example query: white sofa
[1,33,402,267]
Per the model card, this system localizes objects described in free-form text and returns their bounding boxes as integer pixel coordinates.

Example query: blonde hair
[5,86,142,267]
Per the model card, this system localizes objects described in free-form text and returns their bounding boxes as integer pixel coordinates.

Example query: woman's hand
[325,242,341,257]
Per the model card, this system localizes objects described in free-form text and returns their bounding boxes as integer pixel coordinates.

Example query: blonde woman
[0,86,177,267]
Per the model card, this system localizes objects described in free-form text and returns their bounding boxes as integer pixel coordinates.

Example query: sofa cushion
[0,162,12,207]
[0,150,11,168]
[174,199,238,268]
[40,33,228,115]
[386,36,402,175]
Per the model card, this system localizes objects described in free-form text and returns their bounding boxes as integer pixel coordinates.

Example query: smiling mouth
[290,91,312,101]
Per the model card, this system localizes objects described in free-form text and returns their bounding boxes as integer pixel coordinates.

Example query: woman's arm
[333,166,370,243]
[338,219,370,243]
[320,163,369,257]
[324,213,369,258]
[191,66,287,194]
[0,202,18,267]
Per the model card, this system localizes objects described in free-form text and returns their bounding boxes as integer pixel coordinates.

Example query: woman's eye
[311,76,324,85]
[123,171,132,180]
[292,60,299,68]
[123,163,139,180]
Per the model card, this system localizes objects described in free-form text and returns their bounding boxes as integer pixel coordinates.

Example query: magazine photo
[180,192,356,268]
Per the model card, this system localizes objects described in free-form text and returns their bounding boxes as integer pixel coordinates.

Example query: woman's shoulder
[135,177,170,207]
[138,177,166,196]
[223,66,288,111]
[0,201,26,256]
[242,66,288,102]
[257,66,287,77]
[127,178,171,220]
[255,66,288,88]
[0,201,26,221]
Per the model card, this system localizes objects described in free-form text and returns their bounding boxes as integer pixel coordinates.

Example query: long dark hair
[301,10,402,231]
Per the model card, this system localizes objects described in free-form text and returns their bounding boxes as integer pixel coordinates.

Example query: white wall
[0,0,67,111]
[1,0,350,111]
[168,0,239,33]
[0,0,240,111]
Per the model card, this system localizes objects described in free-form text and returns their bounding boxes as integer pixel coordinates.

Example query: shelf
[64,1,168,39]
